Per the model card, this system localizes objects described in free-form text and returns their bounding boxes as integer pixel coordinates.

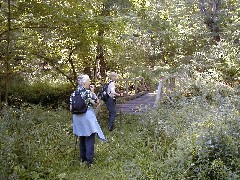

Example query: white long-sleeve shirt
[107,81,116,98]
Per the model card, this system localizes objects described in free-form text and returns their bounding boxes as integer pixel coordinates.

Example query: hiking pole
[120,109,122,128]
[73,135,78,164]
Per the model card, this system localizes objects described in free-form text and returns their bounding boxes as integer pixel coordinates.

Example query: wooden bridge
[116,93,156,114]
[96,76,179,115]
[116,76,178,114]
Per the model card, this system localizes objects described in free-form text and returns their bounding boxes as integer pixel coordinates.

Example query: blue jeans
[79,133,95,165]
[105,97,116,128]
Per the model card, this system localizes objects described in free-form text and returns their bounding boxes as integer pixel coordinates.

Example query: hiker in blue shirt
[70,74,106,167]
[106,72,122,131]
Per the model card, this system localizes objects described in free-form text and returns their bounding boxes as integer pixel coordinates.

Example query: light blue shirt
[70,86,106,141]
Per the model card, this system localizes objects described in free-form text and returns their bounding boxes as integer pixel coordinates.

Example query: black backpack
[71,90,88,114]
[97,82,111,102]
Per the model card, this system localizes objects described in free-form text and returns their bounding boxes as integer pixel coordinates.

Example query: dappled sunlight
[0,0,239,178]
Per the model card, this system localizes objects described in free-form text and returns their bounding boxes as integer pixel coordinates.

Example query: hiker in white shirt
[106,72,122,131]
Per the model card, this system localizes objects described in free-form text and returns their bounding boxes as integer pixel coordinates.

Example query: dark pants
[79,133,95,165]
[106,97,116,128]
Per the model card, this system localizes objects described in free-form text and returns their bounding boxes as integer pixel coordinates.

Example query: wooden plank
[115,92,156,115]
[117,77,143,82]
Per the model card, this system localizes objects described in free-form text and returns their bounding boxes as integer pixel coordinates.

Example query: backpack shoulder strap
[106,80,112,87]
[74,88,86,99]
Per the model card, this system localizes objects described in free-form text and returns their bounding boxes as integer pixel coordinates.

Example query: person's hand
[90,99,95,104]
[90,85,95,92]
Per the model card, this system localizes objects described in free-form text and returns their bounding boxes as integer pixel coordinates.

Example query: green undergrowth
[0,85,239,179]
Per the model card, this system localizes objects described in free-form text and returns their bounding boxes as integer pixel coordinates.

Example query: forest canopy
[0,0,239,105]
[0,1,239,179]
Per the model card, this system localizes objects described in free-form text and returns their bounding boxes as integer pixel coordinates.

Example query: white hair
[77,74,90,86]
[109,71,117,78]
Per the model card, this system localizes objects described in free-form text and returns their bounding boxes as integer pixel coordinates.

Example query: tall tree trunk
[95,3,111,82]
[211,0,220,42]
[199,0,220,42]
[0,73,1,109]
[95,31,107,82]
[5,0,11,105]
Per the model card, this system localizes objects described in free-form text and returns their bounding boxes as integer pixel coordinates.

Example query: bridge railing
[95,77,148,114]
[116,77,148,102]
[154,75,179,107]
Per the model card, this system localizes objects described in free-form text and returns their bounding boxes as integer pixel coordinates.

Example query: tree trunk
[0,75,1,109]
[4,0,11,105]
[95,3,111,82]
[95,34,107,81]
[199,0,220,42]
[211,0,220,42]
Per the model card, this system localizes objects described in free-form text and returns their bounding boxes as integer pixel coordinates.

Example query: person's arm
[89,84,99,103]
[69,94,73,111]
[109,82,122,97]
[69,92,75,111]
[91,91,99,104]
[85,90,99,106]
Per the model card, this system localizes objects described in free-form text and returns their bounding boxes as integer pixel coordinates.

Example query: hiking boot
[108,126,113,131]
[87,163,93,168]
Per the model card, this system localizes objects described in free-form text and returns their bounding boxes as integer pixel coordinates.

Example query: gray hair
[77,74,90,86]
[109,71,118,78]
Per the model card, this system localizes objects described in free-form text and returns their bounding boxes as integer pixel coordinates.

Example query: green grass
[63,113,162,180]
[1,88,240,180]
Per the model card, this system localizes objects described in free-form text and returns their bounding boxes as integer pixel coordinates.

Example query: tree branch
[0,26,60,39]
[35,53,75,87]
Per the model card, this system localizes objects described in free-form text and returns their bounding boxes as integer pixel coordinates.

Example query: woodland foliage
[0,0,239,179]
[0,0,239,105]
[0,73,239,179]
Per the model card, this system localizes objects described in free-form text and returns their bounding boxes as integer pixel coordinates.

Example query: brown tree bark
[4,0,11,105]
[199,0,220,42]
[95,34,107,81]
[0,73,1,108]
[94,2,111,82]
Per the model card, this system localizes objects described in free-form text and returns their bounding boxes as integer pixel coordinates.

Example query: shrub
[1,73,239,179]
[7,79,73,108]
[0,105,73,179]
[140,73,240,179]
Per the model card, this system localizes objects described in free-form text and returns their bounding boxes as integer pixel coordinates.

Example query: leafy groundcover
[0,91,239,179]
